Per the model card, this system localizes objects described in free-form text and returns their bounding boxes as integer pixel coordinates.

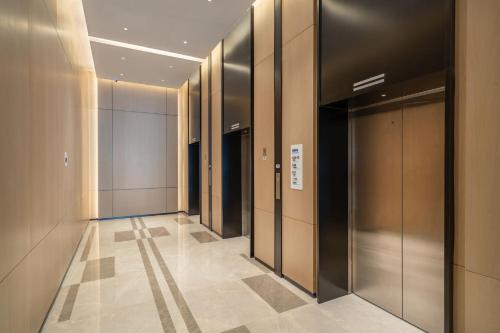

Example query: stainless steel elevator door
[352,107,403,318]
[351,93,445,333]
[402,99,444,333]
[241,132,251,238]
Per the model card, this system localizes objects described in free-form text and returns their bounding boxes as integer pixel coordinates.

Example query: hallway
[42,215,420,333]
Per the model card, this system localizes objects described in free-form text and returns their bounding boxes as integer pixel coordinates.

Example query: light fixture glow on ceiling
[183,40,188,44]
[121,56,126,60]
[89,36,203,63]
[120,73,124,76]
[123,27,128,31]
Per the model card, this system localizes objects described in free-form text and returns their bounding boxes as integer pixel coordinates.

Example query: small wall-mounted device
[230,123,240,131]
[64,152,69,167]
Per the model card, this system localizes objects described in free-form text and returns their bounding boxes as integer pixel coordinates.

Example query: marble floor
[42,214,422,333]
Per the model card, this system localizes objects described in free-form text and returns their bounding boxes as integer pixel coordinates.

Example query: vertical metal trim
[208,54,213,231]
[444,1,455,332]
[250,6,255,257]
[198,65,202,223]
[274,0,283,277]
[187,79,190,215]
[315,0,321,296]
[221,40,225,236]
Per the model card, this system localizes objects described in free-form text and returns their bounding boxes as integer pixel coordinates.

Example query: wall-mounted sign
[290,144,303,190]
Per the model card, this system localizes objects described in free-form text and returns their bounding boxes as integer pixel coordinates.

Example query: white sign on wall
[290,144,303,190]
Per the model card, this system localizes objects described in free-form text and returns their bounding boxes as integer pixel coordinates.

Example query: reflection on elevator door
[351,93,445,333]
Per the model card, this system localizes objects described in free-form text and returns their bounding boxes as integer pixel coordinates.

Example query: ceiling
[83,0,254,88]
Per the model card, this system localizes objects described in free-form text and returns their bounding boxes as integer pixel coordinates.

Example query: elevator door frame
[316,77,454,333]
[348,90,447,333]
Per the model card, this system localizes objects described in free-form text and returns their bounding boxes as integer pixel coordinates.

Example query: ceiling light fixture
[121,56,126,60]
[183,40,188,44]
[89,36,203,63]
[169,65,174,69]
[123,27,128,31]
[120,73,124,76]
[161,79,165,82]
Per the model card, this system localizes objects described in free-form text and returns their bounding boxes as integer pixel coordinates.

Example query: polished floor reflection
[42,214,421,333]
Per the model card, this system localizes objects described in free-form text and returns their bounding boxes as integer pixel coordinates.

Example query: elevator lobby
[1,1,499,333]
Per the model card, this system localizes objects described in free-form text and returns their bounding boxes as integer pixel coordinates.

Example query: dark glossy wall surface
[320,0,451,105]
[223,12,252,133]
[189,68,201,143]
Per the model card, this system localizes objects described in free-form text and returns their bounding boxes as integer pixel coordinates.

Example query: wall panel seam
[282,214,315,226]
[282,23,316,47]
[255,52,275,67]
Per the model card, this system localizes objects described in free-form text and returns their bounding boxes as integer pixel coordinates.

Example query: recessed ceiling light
[89,36,203,62]
[161,79,165,82]
[123,27,128,31]
[183,40,188,45]
[120,73,124,76]
[169,65,174,69]
[208,0,212,2]
[121,56,126,60]
[381,94,387,97]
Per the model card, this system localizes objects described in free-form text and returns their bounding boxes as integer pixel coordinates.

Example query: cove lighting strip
[89,36,204,63]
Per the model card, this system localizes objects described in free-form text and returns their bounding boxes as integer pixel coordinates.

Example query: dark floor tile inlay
[81,257,115,283]
[222,325,251,333]
[190,231,218,244]
[137,239,176,333]
[175,217,194,225]
[58,284,80,322]
[148,226,170,237]
[80,226,96,261]
[242,274,306,313]
[114,230,136,242]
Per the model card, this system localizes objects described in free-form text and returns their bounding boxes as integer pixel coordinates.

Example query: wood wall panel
[0,0,96,331]
[282,0,315,44]
[0,0,32,282]
[178,82,189,212]
[282,217,315,291]
[453,0,500,331]
[253,0,275,267]
[281,0,317,293]
[201,58,210,227]
[211,43,223,234]
[254,56,275,214]
[254,0,275,65]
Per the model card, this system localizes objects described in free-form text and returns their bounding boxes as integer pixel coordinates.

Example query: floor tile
[243,274,307,313]
[148,226,170,237]
[81,257,115,283]
[42,214,425,333]
[190,231,218,243]
[114,230,136,242]
[175,216,194,225]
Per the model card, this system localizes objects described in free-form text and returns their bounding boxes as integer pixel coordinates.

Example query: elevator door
[241,132,251,238]
[352,107,403,317]
[402,99,444,332]
[352,94,445,332]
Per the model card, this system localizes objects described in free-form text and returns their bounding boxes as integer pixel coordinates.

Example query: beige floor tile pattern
[42,213,422,333]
